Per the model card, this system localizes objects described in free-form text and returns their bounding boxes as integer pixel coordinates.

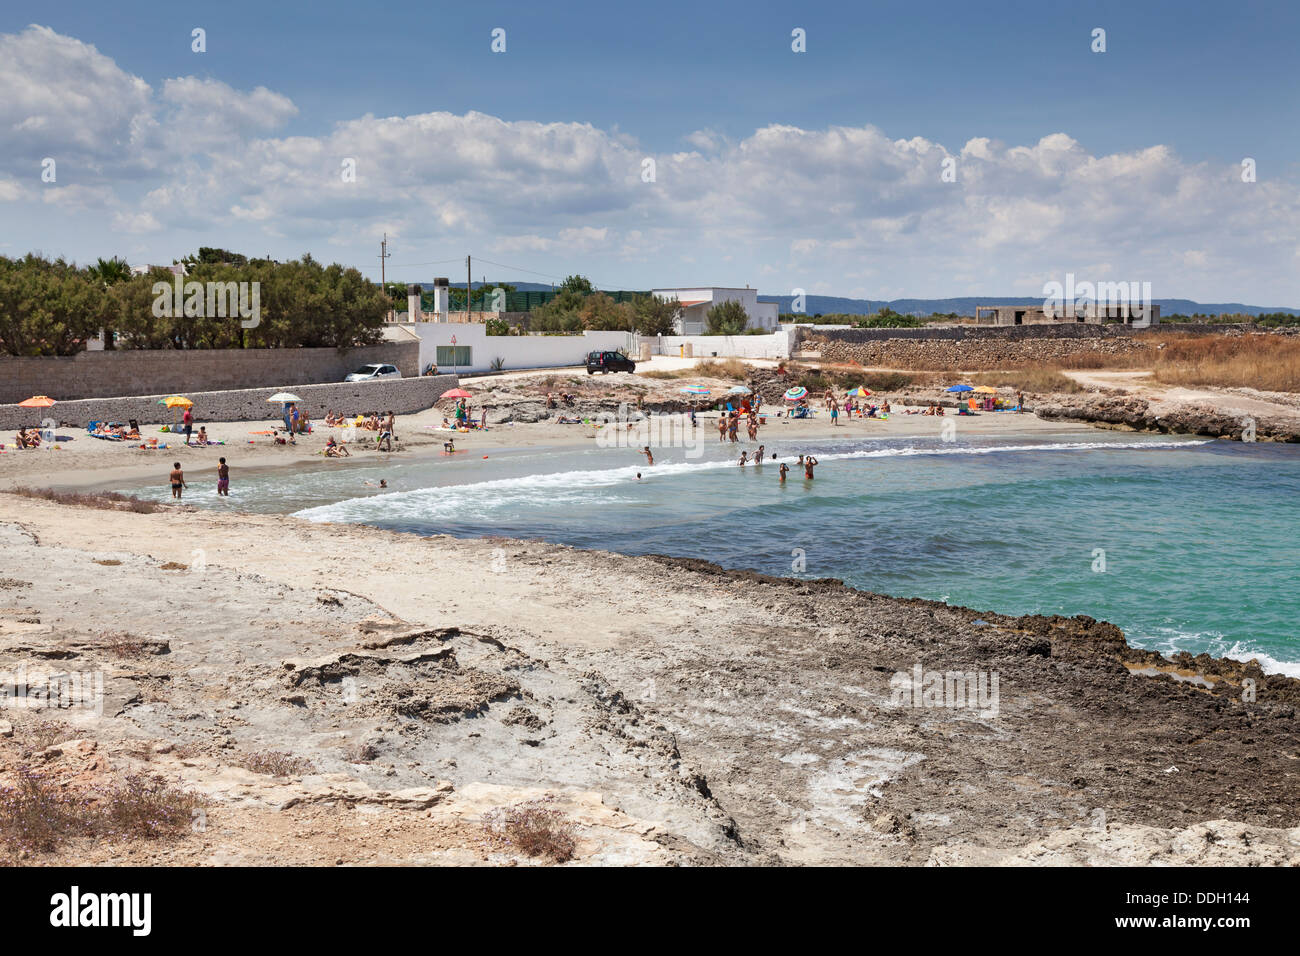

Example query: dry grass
[8,716,79,754]
[788,363,920,393]
[482,798,577,863]
[5,487,162,514]
[1145,334,1300,392]
[232,750,315,777]
[0,767,205,859]
[968,370,1087,393]
[641,357,752,381]
[95,631,158,659]
[1047,333,1300,392]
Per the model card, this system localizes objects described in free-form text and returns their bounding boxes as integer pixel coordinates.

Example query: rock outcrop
[1034,395,1300,442]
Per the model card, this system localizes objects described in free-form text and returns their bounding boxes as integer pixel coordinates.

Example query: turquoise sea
[121,429,1300,676]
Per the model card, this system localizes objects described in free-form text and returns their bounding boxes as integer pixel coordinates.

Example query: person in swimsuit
[169,462,187,500]
[779,462,789,483]
[642,446,654,466]
[804,456,818,480]
[216,457,229,496]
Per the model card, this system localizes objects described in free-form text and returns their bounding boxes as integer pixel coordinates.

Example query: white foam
[295,438,1208,524]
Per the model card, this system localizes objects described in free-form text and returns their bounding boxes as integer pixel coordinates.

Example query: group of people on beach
[12,427,43,448]
[717,408,764,443]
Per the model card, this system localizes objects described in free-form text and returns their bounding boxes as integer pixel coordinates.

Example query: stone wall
[0,340,420,405]
[804,323,1256,370]
[0,374,459,431]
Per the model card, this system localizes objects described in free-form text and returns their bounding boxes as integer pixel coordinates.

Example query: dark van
[586,350,636,374]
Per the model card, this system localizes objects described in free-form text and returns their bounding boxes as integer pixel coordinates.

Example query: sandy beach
[0,391,1090,494]
[2,367,1298,866]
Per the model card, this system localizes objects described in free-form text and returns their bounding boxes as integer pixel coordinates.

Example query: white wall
[404,322,636,373]
[652,329,795,360]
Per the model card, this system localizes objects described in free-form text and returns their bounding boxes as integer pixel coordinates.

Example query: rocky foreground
[0,499,1297,865]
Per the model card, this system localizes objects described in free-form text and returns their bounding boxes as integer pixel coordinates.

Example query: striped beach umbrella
[783,386,808,401]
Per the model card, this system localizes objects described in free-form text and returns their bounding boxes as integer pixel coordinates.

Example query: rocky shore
[1,499,1296,865]
[1035,394,1300,442]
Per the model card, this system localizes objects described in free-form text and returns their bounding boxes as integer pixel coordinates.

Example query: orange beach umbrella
[17,396,56,408]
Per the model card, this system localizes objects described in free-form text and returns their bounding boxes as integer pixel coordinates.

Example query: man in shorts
[169,462,187,500]
[216,457,230,496]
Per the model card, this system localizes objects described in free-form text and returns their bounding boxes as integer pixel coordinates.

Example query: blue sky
[2,0,1298,303]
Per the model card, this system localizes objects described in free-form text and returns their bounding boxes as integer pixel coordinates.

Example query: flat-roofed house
[651,286,780,335]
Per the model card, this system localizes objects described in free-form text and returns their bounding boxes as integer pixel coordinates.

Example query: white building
[651,286,780,335]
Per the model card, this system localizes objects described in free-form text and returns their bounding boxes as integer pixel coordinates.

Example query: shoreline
[1,497,1296,865]
[0,400,1140,495]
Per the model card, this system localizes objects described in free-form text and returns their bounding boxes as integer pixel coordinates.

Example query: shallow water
[120,429,1300,676]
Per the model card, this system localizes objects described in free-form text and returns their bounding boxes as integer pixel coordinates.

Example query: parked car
[586,350,636,374]
[345,363,402,382]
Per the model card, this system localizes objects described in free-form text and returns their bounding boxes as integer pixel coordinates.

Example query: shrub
[233,750,315,777]
[482,798,577,863]
[5,487,163,513]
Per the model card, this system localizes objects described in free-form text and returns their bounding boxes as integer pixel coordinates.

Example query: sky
[1,0,1298,304]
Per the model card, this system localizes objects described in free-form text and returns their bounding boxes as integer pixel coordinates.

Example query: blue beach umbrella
[728,385,752,394]
[680,385,711,395]
[946,384,974,393]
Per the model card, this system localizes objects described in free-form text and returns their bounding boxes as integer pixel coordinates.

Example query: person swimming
[779,462,789,483]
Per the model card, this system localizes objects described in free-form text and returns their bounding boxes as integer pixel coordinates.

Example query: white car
[345,363,402,382]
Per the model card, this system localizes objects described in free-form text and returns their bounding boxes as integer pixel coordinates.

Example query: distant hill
[419,281,1298,317]
[755,294,1300,318]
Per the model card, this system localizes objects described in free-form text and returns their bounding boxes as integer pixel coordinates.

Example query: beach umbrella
[728,385,752,394]
[17,396,57,439]
[783,386,808,401]
[974,386,998,394]
[160,396,193,408]
[680,385,711,395]
[440,388,472,400]
[846,386,872,397]
[945,384,974,393]
[266,392,302,403]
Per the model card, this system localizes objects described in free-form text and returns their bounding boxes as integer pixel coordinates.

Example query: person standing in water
[169,462,187,500]
[642,446,654,466]
[216,457,229,496]
[755,444,765,465]
[779,462,789,483]
[804,456,818,480]
[738,451,748,466]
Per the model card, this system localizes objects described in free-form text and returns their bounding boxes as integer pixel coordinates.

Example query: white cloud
[3,24,1298,302]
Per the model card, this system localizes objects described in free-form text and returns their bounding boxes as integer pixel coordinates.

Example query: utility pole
[380,234,392,287]
[466,254,472,319]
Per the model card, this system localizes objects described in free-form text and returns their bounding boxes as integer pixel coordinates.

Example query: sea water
[123,429,1300,675]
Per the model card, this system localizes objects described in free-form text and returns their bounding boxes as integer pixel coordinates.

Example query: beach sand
[0,399,1089,494]
[2,370,1296,865]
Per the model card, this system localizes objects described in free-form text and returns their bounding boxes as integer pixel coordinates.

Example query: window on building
[436,346,472,367]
